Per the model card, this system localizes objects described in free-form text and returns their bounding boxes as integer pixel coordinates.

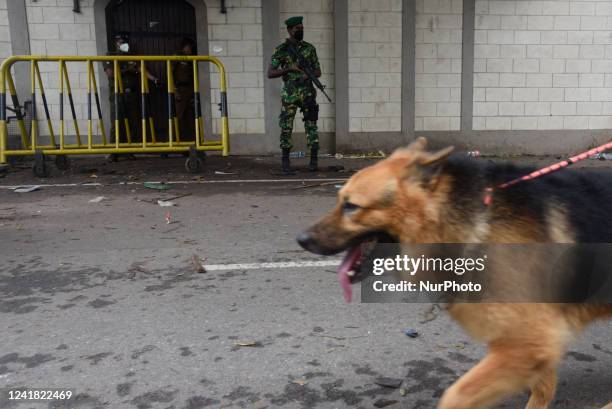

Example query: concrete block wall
[474,0,612,130]
[348,0,402,132]
[0,0,11,61]
[415,0,463,131]
[278,0,335,133]
[208,0,265,136]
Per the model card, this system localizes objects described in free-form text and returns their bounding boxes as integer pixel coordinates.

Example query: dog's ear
[407,137,428,151]
[416,146,454,189]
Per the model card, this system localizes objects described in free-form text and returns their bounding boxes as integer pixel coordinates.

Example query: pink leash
[483,140,612,206]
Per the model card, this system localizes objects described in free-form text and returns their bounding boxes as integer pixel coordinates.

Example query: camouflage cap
[284,16,303,28]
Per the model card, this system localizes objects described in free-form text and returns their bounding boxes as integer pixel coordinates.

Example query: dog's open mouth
[337,233,396,302]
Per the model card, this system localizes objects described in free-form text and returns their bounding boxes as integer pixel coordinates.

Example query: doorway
[105,0,197,140]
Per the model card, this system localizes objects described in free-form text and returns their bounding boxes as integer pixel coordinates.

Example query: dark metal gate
[105,0,197,140]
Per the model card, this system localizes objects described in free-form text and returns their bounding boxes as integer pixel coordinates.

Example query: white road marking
[203,259,342,271]
[0,178,348,190]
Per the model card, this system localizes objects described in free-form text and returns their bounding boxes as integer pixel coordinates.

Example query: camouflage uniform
[103,51,141,143]
[270,40,320,150]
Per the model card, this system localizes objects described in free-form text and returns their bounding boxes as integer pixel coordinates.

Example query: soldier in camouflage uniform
[267,16,321,174]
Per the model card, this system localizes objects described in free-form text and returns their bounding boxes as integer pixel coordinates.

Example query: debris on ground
[128,262,149,279]
[233,340,261,347]
[334,185,344,189]
[291,181,346,190]
[291,379,308,386]
[214,171,238,175]
[165,212,171,224]
[144,182,171,190]
[592,153,612,160]
[13,186,41,193]
[373,399,399,408]
[404,328,419,338]
[157,200,175,207]
[88,196,107,203]
[467,150,481,158]
[399,388,407,396]
[374,377,403,389]
[290,151,305,158]
[420,303,441,324]
[192,254,206,273]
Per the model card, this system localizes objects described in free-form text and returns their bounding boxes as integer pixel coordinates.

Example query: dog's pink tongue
[337,245,362,303]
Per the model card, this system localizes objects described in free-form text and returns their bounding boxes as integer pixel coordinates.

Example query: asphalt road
[0,155,611,409]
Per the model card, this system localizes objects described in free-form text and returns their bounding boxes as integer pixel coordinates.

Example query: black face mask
[294,30,304,41]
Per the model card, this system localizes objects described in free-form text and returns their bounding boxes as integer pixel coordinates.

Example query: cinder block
[375,73,401,87]
[487,58,513,73]
[553,45,579,59]
[437,73,461,87]
[513,59,539,73]
[593,32,612,44]
[245,88,264,103]
[361,27,390,43]
[552,73,578,88]
[422,87,451,102]
[501,16,527,30]
[500,45,526,58]
[516,1,543,16]
[513,88,539,101]
[212,25,243,40]
[487,30,514,44]
[475,44,500,59]
[375,102,401,117]
[486,87,512,101]
[526,102,551,116]
[475,15,501,30]
[349,72,376,87]
[550,101,576,115]
[228,72,259,88]
[570,3,595,16]
[45,40,77,55]
[42,7,75,24]
[511,117,538,130]
[489,1,515,15]
[349,102,376,118]
[60,24,91,41]
[567,31,593,45]
[588,116,612,129]
[564,88,590,102]
[541,31,568,45]
[580,16,607,30]
[473,102,498,116]
[485,117,511,130]
[579,73,604,87]
[537,116,561,130]
[424,59,452,73]
[375,43,402,57]
[500,73,526,87]
[527,45,553,59]
[423,0,451,14]
[591,87,612,101]
[554,16,580,30]
[29,24,60,40]
[416,44,437,59]
[499,102,524,116]
[436,102,460,116]
[565,60,591,73]
[596,2,612,16]
[474,73,500,87]
[227,8,256,24]
[590,60,612,73]
[563,116,588,129]
[228,41,260,56]
[362,88,390,102]
[540,59,565,73]
[377,11,401,27]
[473,88,486,101]
[362,0,392,12]
[539,88,564,101]
[580,45,604,59]
[528,16,554,30]
[416,102,437,116]
[577,102,602,115]
[350,12,376,27]
[601,101,612,114]
[438,44,462,59]
[515,31,541,45]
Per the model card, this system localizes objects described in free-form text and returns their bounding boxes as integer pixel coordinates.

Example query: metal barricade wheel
[55,155,70,171]
[185,157,203,173]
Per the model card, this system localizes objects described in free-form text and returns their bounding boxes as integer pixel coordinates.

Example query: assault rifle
[286,42,332,103]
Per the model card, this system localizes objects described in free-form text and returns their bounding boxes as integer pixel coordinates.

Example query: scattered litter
[192,175,205,181]
[592,153,612,160]
[144,182,170,190]
[14,186,40,193]
[373,399,399,408]
[128,262,149,279]
[291,181,344,190]
[292,379,308,386]
[290,151,305,158]
[378,150,386,157]
[157,200,175,207]
[165,212,171,224]
[374,377,403,389]
[334,185,343,189]
[335,153,344,159]
[467,150,481,158]
[399,388,407,397]
[214,171,238,175]
[192,254,206,273]
[88,196,107,203]
[234,340,261,347]
[404,328,419,338]
[89,174,98,179]
[420,303,442,324]
[454,343,466,349]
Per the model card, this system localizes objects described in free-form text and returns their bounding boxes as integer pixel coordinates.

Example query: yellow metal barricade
[0,55,230,175]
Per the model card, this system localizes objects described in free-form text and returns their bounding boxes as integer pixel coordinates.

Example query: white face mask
[119,43,129,53]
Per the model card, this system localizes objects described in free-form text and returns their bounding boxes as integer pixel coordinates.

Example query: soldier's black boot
[308,147,318,172]
[281,149,295,175]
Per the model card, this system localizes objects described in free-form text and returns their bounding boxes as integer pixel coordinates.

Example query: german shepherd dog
[297,138,612,409]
